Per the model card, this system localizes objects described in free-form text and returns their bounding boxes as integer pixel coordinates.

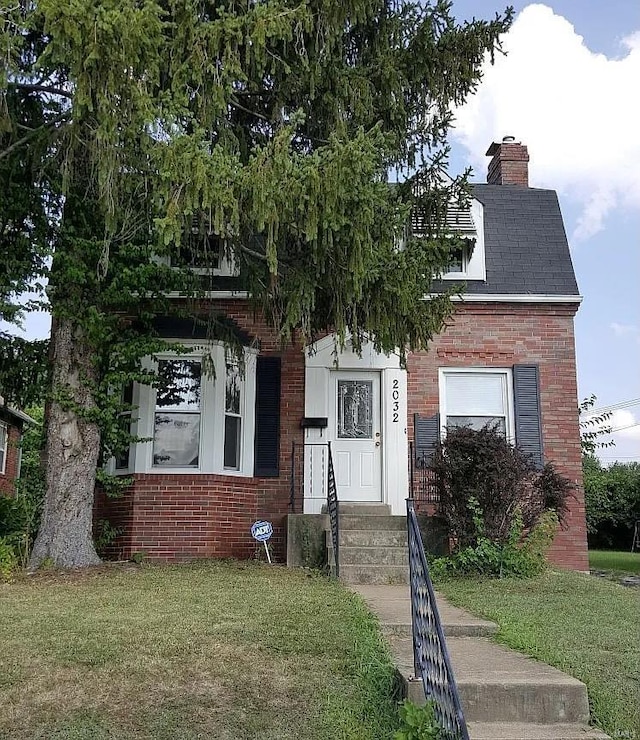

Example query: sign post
[251,520,273,563]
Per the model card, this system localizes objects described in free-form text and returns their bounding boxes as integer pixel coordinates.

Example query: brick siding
[407,302,588,570]
[96,299,588,571]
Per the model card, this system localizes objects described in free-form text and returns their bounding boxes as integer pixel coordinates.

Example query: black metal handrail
[288,441,339,577]
[326,442,339,578]
[406,497,469,740]
[409,441,440,507]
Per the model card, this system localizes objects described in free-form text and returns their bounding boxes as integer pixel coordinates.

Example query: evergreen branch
[0,112,69,161]
[11,83,73,99]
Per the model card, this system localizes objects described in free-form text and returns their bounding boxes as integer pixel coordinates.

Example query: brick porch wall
[407,302,588,571]
[0,423,22,497]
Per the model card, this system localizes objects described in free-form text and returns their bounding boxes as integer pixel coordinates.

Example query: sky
[447,1,640,464]
[5,1,639,464]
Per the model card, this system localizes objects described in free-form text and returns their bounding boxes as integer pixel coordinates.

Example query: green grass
[589,549,640,575]
[435,570,640,739]
[0,562,401,740]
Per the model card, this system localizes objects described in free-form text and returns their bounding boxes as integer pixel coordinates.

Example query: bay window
[114,343,256,476]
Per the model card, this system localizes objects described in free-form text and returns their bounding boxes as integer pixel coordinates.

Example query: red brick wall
[96,299,588,571]
[407,302,588,570]
[96,300,306,562]
[0,422,22,497]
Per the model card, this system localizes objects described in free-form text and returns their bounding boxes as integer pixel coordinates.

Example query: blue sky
[6,2,639,462]
[448,1,640,463]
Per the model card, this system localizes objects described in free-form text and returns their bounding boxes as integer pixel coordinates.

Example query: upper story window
[410,195,485,281]
[0,421,7,474]
[439,368,514,442]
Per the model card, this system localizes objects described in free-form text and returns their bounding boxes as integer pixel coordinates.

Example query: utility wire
[588,398,640,415]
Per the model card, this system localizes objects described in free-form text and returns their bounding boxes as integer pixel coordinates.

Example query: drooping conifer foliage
[1,0,513,566]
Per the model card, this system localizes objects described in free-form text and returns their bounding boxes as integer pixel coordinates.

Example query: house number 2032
[391,379,400,422]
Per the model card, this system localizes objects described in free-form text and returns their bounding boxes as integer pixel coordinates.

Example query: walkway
[352,584,610,740]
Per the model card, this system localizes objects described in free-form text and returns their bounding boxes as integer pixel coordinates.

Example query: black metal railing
[326,442,339,578]
[289,441,339,577]
[406,497,469,740]
[409,442,440,508]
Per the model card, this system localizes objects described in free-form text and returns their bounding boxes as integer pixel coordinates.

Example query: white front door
[329,371,382,501]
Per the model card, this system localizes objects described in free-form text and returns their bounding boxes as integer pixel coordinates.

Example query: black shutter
[513,364,544,469]
[414,413,440,466]
[254,356,281,477]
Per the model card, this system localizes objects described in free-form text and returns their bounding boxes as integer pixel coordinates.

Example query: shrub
[431,425,572,549]
[583,456,640,549]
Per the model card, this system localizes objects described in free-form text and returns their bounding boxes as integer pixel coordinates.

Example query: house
[0,396,33,497]
[96,137,588,571]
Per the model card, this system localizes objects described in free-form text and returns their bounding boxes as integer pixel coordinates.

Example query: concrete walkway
[352,585,610,740]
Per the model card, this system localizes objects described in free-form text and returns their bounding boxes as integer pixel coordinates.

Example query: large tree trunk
[30,316,102,568]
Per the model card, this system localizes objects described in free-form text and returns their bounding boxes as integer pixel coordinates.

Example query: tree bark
[30,316,102,568]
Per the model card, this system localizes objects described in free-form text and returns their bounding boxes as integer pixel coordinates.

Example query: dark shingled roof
[433,184,580,297]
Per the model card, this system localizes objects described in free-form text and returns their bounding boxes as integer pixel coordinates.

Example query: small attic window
[178,231,222,270]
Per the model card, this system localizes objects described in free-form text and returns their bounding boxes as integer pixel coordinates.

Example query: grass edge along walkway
[435,569,639,739]
[0,561,402,740]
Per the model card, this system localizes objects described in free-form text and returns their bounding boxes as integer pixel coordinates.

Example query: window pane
[153,412,200,467]
[447,416,506,435]
[224,415,241,469]
[338,380,373,439]
[225,364,241,414]
[179,232,222,269]
[156,360,201,410]
[446,373,506,416]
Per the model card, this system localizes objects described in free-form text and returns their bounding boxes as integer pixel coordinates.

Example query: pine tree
[1,0,512,567]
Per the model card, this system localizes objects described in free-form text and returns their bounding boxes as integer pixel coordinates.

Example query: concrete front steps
[353,585,610,740]
[326,504,409,585]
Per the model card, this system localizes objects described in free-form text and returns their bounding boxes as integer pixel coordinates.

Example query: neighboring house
[0,396,33,497]
[96,138,588,571]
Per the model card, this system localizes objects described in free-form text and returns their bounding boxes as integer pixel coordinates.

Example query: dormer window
[164,217,236,277]
[179,231,223,271]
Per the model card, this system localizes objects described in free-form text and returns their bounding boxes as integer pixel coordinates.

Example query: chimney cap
[486,136,521,156]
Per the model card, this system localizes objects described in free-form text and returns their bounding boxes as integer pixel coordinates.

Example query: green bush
[430,503,558,579]
[583,456,640,550]
[428,426,568,578]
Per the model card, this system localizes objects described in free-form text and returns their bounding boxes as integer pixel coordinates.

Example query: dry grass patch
[0,561,400,740]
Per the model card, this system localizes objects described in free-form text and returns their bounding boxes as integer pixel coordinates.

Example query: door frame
[303,334,408,514]
[329,369,382,502]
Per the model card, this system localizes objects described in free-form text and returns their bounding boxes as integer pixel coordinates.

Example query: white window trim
[440,199,486,281]
[111,341,256,477]
[0,421,7,475]
[153,249,238,278]
[438,367,515,445]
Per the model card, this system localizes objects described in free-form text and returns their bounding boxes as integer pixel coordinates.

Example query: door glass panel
[337,380,373,439]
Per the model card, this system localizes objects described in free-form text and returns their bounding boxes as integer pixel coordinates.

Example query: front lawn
[0,562,400,740]
[589,549,640,575]
[435,570,639,739]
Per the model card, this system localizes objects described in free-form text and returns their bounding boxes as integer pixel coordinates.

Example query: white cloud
[452,4,640,243]
[611,322,639,337]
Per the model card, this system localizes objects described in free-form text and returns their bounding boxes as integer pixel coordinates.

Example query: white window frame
[121,341,256,477]
[0,421,7,475]
[438,367,515,444]
[440,199,486,281]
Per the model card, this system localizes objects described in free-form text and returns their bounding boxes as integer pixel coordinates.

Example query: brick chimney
[486,136,529,186]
